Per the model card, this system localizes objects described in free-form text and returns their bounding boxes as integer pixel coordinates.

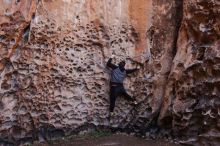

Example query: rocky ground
[33,133,182,146]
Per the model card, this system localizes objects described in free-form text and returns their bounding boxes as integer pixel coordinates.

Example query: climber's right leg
[109,86,118,116]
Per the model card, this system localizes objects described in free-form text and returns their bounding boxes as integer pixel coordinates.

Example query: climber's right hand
[111,55,115,59]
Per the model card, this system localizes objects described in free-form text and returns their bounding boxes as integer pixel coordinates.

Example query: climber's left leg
[120,87,137,105]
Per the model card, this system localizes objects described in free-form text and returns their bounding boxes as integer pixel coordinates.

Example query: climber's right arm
[106,55,117,69]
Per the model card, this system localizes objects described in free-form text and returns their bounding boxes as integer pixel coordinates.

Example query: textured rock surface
[0,0,219,146]
[0,0,152,145]
[159,0,220,146]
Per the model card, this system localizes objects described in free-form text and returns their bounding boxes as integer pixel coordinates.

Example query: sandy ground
[34,134,182,146]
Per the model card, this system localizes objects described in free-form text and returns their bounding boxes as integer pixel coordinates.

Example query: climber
[106,55,140,117]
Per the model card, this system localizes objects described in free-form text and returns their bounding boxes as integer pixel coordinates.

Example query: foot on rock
[133,101,138,105]
[108,112,114,120]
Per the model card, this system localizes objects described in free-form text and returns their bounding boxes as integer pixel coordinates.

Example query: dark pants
[109,85,135,112]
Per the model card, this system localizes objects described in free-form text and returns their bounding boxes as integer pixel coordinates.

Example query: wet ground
[34,134,182,146]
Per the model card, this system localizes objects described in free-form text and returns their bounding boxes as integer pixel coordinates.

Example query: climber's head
[118,60,126,69]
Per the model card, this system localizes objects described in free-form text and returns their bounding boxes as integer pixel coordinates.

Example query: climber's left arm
[126,68,139,74]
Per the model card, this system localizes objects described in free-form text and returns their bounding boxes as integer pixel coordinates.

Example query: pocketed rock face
[0,0,38,144]
[1,0,220,146]
[159,0,220,145]
[0,0,153,144]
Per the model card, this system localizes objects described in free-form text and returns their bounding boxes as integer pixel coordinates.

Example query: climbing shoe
[133,101,138,105]
[130,99,138,105]
[110,112,114,117]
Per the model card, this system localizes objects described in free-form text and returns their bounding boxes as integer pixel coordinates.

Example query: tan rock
[0,0,219,146]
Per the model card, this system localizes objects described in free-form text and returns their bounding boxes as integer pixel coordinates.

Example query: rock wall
[0,0,219,146]
[159,0,220,146]
[0,0,152,144]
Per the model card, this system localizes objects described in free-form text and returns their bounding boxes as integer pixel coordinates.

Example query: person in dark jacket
[106,55,139,117]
